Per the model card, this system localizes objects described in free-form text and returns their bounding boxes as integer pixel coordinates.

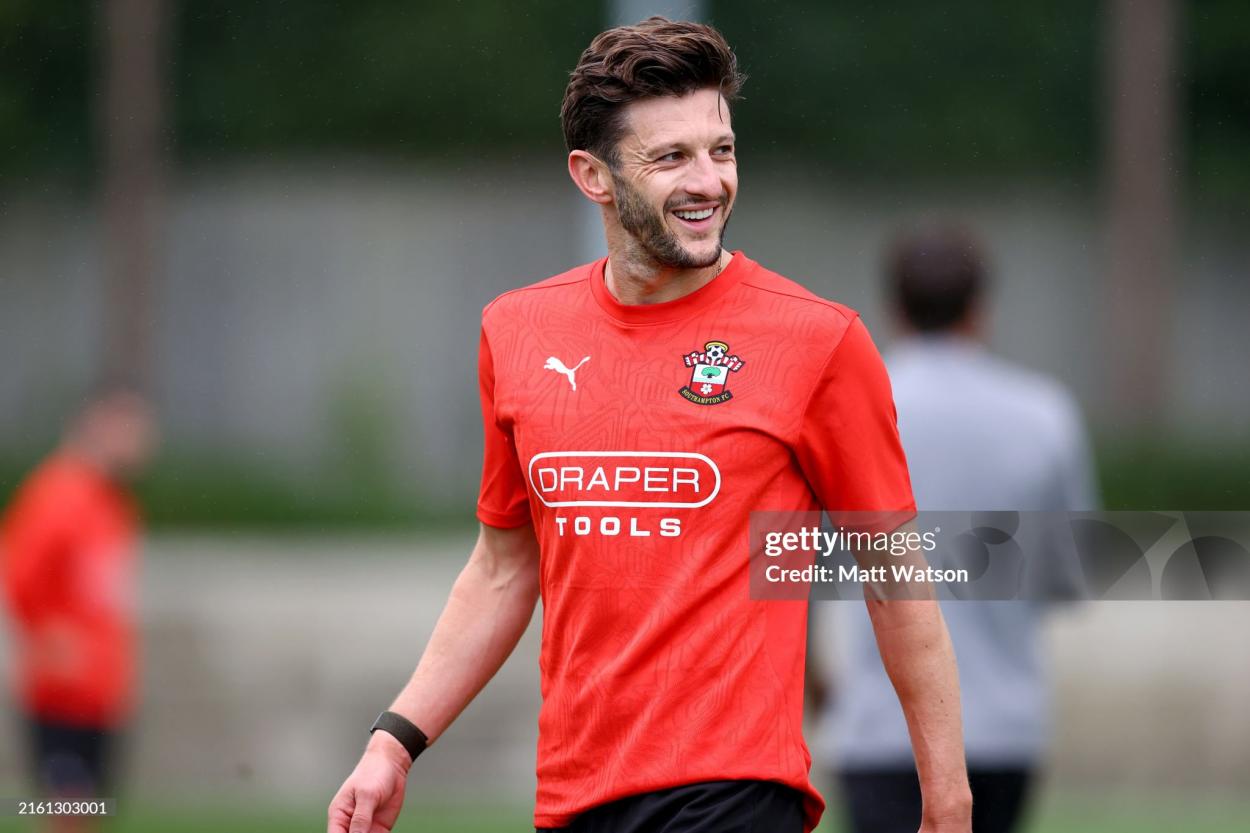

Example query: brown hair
[561,16,745,165]
[887,223,989,332]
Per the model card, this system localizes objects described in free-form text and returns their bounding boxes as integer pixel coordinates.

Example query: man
[1,384,157,830]
[814,225,1098,833]
[329,18,971,833]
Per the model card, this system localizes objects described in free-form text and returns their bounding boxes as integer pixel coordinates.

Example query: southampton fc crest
[679,340,744,405]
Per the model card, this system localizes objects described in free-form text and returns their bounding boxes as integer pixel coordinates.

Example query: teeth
[675,207,714,221]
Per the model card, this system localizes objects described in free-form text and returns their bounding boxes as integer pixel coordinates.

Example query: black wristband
[370,710,429,762]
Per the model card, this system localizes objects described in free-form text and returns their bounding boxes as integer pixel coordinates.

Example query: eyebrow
[643,134,736,158]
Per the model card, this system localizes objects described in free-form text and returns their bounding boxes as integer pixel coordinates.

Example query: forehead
[618,88,733,152]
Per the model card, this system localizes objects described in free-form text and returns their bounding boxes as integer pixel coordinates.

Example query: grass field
[1,797,1247,833]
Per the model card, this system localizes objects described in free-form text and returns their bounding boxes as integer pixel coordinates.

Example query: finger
[371,785,404,830]
[327,792,354,833]
[348,789,380,833]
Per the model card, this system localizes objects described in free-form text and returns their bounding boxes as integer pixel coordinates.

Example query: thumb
[348,788,380,833]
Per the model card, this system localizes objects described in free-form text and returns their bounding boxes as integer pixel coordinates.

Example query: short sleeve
[475,327,532,528]
[794,316,916,515]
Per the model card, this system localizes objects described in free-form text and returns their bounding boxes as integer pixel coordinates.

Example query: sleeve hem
[475,506,532,529]
[824,502,918,534]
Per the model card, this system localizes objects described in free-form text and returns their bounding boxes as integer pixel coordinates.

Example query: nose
[682,151,723,201]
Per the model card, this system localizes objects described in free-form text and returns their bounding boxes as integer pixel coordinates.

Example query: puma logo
[544,355,590,391]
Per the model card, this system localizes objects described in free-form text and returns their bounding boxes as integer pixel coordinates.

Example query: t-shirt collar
[588,250,753,325]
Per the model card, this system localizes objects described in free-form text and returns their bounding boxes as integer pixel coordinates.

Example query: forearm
[866,598,971,821]
[370,528,539,761]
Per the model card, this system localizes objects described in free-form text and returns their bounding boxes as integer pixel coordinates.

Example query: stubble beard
[612,171,730,270]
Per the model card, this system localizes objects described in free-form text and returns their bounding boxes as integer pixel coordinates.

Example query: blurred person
[329,18,972,833]
[812,224,1098,833]
[1,383,157,831]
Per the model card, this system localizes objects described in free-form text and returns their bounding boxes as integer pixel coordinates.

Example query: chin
[683,241,723,268]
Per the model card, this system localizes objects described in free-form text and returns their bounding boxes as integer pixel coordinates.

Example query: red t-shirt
[1,454,140,728]
[477,251,914,831]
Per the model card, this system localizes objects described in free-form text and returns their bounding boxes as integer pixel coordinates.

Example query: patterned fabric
[477,251,915,831]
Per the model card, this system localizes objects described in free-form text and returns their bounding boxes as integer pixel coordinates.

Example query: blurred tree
[715,2,1100,178]
[1184,0,1250,201]
[0,0,93,181]
[1105,0,1177,425]
[172,0,599,159]
[0,2,1245,194]
[99,0,168,386]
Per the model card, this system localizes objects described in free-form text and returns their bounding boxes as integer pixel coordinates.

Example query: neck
[61,438,113,480]
[897,314,984,344]
[603,229,730,306]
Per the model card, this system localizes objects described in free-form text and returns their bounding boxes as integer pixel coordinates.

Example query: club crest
[679,340,744,405]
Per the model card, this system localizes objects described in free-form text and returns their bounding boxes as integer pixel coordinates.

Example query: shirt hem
[476,506,532,528]
[533,774,825,831]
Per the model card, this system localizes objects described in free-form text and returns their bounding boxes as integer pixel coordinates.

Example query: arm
[862,550,972,832]
[2,485,66,623]
[794,318,970,829]
[851,524,971,830]
[2,482,91,683]
[327,521,540,833]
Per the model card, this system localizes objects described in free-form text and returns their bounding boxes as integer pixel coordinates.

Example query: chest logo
[544,355,590,391]
[679,340,744,405]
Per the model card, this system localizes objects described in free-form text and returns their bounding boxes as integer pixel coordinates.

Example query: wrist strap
[370,710,429,762]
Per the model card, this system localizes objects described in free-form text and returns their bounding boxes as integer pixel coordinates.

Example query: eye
[657,151,684,163]
[714,144,734,156]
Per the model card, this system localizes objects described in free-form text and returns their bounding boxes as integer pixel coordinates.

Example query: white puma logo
[544,355,590,391]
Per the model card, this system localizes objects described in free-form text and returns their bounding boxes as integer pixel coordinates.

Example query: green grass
[0,804,525,833]
[1,797,1247,833]
[1021,793,1250,833]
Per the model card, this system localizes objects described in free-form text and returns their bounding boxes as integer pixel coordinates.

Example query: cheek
[122,429,151,461]
[638,171,680,208]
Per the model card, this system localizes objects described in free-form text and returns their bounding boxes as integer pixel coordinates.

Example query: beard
[612,171,730,269]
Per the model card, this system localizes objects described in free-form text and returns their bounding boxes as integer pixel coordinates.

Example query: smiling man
[329,17,971,833]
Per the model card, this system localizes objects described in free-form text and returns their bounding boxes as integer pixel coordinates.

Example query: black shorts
[25,716,118,797]
[838,767,1033,833]
[537,779,805,833]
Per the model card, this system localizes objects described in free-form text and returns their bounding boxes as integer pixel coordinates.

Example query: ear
[568,150,614,205]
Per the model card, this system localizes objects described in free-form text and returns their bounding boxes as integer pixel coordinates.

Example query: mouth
[669,203,720,232]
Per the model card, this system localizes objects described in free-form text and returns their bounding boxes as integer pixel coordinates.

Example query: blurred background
[0,0,1247,831]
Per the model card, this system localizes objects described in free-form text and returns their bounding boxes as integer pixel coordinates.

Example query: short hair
[887,224,989,332]
[560,16,745,164]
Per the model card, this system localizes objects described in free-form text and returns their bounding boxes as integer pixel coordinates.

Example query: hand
[327,732,411,833]
[805,674,833,716]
